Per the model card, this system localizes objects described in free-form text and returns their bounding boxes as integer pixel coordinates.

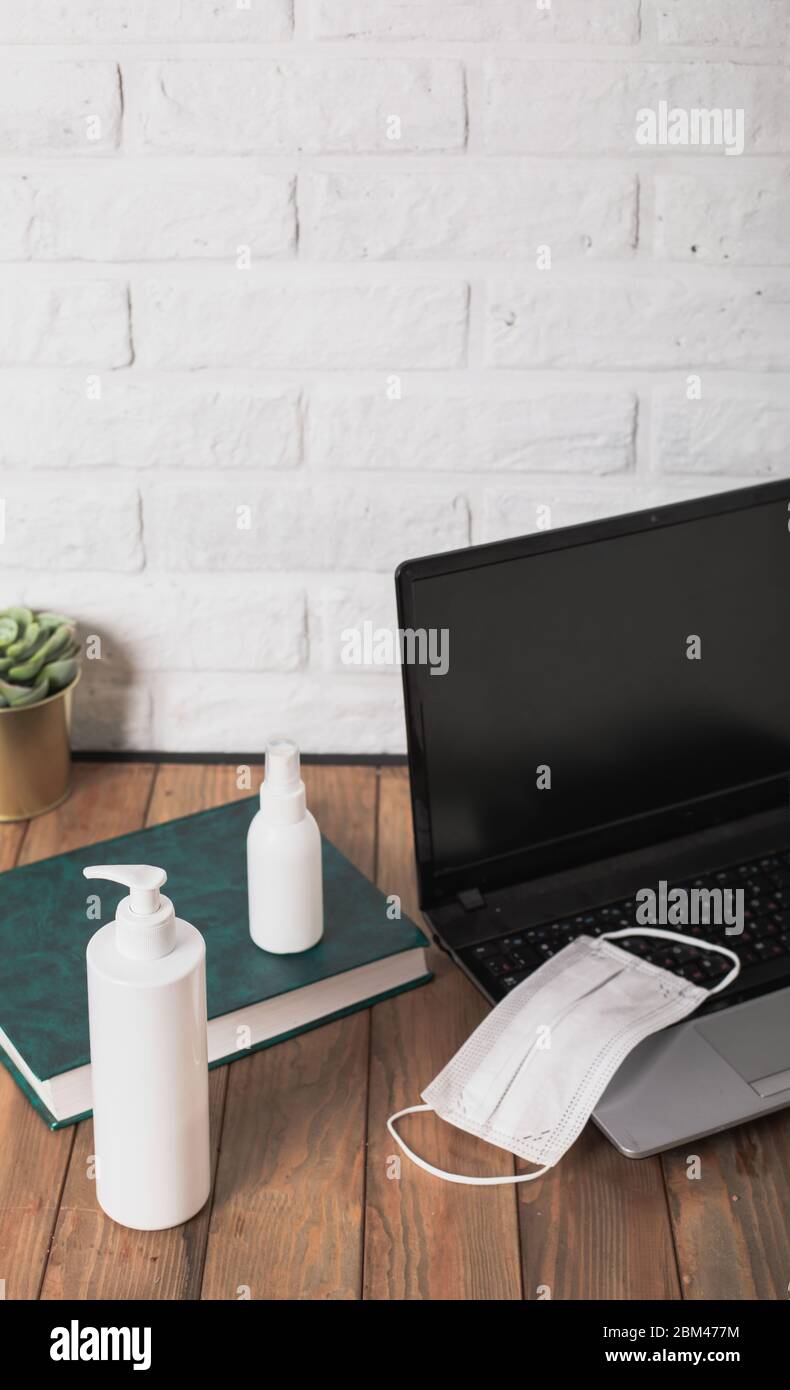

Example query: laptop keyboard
[460,849,790,1002]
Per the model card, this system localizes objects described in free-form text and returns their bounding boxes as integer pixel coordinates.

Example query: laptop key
[470,941,500,959]
[488,955,520,976]
[501,971,529,991]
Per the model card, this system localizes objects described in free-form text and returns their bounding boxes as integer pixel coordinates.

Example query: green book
[0,796,432,1128]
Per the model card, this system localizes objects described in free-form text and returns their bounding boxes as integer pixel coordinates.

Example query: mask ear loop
[600,927,741,995]
[386,1103,551,1186]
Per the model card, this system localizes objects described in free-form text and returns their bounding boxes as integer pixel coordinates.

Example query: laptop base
[426,808,790,1157]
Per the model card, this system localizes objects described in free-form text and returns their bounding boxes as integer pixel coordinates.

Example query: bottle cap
[83,864,176,960]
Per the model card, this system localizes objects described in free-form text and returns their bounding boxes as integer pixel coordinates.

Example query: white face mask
[388,929,740,1185]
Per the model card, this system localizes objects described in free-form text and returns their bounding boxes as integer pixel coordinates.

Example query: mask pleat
[460,949,625,1124]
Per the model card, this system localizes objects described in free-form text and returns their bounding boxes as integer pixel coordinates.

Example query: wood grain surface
[1,761,787,1300]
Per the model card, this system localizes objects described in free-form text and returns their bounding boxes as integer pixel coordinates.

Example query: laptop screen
[398,486,790,903]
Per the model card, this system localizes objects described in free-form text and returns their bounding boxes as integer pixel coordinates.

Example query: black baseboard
[72,750,408,767]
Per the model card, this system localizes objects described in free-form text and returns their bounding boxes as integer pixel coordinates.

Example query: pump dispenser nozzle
[83,864,175,960]
[84,864,166,914]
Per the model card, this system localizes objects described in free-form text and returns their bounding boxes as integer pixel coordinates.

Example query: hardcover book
[0,796,432,1127]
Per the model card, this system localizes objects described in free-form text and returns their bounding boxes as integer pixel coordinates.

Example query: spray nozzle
[264,738,301,792]
[83,864,167,915]
[258,738,307,823]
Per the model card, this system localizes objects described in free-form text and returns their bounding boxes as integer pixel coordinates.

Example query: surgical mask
[388,928,740,1185]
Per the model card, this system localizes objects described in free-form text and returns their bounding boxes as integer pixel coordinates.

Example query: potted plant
[0,607,81,821]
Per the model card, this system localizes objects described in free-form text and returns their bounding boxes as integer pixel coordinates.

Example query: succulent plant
[0,608,80,709]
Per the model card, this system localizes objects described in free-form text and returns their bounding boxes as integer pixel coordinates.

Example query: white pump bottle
[84,864,211,1231]
[247,739,324,953]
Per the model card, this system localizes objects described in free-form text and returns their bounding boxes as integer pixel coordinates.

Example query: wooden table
[1,760,787,1301]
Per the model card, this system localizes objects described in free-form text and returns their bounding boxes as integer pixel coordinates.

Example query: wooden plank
[16,761,154,867]
[364,767,523,1300]
[662,1113,790,1300]
[0,762,154,1300]
[516,1124,681,1301]
[200,764,376,1301]
[40,762,251,1300]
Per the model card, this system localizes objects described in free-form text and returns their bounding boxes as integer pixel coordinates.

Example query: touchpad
[696,990,790,1094]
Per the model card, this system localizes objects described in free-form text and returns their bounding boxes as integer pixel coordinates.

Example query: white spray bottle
[84,864,211,1231]
[247,738,324,953]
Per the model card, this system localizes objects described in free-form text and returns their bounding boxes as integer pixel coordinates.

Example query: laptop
[395,479,790,1158]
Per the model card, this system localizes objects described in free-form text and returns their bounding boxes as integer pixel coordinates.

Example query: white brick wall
[0,1,788,753]
[134,278,469,368]
[124,59,466,154]
[1,168,296,261]
[0,61,121,154]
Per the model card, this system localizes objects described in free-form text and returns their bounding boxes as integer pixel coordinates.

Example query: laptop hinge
[457,887,485,911]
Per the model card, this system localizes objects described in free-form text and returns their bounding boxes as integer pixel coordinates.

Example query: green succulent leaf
[8,651,46,681]
[0,677,37,703]
[32,623,72,664]
[41,658,78,692]
[5,676,50,707]
[36,611,74,631]
[6,620,41,660]
[1,606,34,633]
[0,618,19,648]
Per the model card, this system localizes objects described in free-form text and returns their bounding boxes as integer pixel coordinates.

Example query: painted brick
[15,572,306,672]
[141,480,470,572]
[655,170,790,266]
[134,279,469,369]
[484,60,790,155]
[0,281,130,366]
[485,275,790,370]
[653,384,790,476]
[0,169,295,262]
[0,62,120,154]
[0,374,300,470]
[308,0,640,43]
[299,169,637,261]
[0,475,142,571]
[151,672,405,753]
[0,1,293,42]
[652,0,789,48]
[126,59,466,154]
[307,382,636,474]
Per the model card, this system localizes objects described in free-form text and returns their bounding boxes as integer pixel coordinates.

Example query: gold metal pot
[0,672,80,821]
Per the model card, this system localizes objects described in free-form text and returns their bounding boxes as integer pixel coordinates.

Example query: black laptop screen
[401,491,790,897]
